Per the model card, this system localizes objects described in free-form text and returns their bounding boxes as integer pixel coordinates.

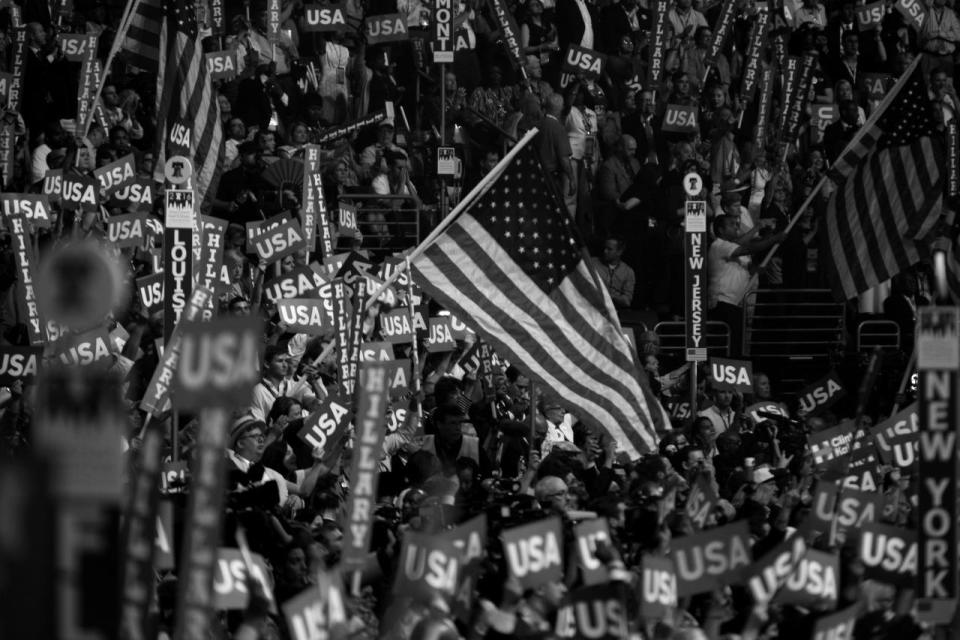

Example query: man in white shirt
[249,345,321,422]
[708,215,784,356]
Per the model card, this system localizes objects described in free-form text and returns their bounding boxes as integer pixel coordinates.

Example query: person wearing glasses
[227,419,285,510]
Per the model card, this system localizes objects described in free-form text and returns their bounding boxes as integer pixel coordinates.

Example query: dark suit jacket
[556,0,600,54]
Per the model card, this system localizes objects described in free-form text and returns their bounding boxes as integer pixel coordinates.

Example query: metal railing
[856,319,900,352]
[338,193,426,258]
[654,321,732,359]
[743,288,845,358]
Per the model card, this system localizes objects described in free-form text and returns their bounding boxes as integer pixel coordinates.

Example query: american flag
[153,0,224,205]
[823,58,944,300]
[410,141,662,458]
[121,0,164,74]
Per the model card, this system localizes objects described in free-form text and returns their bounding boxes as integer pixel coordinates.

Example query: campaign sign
[561,44,606,80]
[206,50,237,82]
[811,604,858,640]
[667,398,693,424]
[393,532,461,604]
[685,200,707,361]
[341,364,389,569]
[810,104,837,144]
[555,583,628,640]
[872,402,918,468]
[252,217,306,266]
[705,0,736,65]
[502,517,564,590]
[917,366,957,598]
[277,298,331,334]
[648,0,668,86]
[93,153,136,196]
[744,401,789,424]
[0,193,52,229]
[302,3,349,31]
[246,215,285,253]
[0,345,39,385]
[860,522,917,585]
[573,519,612,586]
[54,326,114,367]
[856,1,884,30]
[107,212,149,248]
[264,265,323,303]
[380,306,428,343]
[449,513,487,572]
[670,520,751,597]
[137,272,164,315]
[173,316,264,410]
[366,13,408,44]
[359,341,394,362]
[282,578,348,640]
[807,420,856,470]
[807,484,881,541]
[58,33,95,61]
[744,534,806,603]
[661,104,698,133]
[425,315,456,352]
[43,168,62,205]
[774,549,839,607]
[297,394,352,465]
[61,173,99,211]
[212,548,274,610]
[796,371,845,416]
[863,73,891,104]
[708,357,753,392]
[338,202,358,231]
[433,0,455,63]
[895,0,925,30]
[384,406,408,433]
[639,555,677,619]
[110,178,154,213]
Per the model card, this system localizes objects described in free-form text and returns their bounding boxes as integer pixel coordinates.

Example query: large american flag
[823,59,944,300]
[410,143,662,458]
[150,0,223,205]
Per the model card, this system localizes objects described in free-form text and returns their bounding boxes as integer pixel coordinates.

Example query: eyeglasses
[242,432,265,442]
[542,489,569,500]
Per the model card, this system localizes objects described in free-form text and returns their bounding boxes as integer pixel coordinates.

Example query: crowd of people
[0,0,955,637]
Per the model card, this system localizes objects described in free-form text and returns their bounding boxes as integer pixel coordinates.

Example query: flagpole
[758,54,925,268]
[81,0,144,141]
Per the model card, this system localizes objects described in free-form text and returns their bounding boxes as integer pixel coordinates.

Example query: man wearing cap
[359,118,405,180]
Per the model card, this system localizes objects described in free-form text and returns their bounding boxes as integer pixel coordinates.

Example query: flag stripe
[415,233,656,457]
[122,0,163,73]
[443,220,652,426]
[826,142,943,299]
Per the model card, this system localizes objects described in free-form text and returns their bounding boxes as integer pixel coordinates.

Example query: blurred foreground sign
[174,316,263,410]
